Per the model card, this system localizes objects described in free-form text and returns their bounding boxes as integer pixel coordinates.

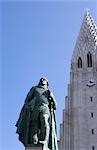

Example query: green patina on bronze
[16,77,58,150]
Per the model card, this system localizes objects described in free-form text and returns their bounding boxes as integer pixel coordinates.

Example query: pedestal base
[25,146,42,150]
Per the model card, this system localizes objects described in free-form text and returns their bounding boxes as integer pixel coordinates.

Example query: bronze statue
[15,77,58,150]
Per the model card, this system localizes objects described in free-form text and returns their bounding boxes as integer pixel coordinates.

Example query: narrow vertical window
[78,57,82,68]
[91,112,93,118]
[92,129,94,134]
[87,52,92,67]
[92,146,95,150]
[90,97,93,102]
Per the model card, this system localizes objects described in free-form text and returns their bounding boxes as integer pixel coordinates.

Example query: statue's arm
[49,91,57,110]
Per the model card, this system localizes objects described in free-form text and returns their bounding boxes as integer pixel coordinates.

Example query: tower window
[90,97,93,102]
[78,57,82,68]
[92,146,95,150]
[91,112,93,118]
[87,52,92,67]
[92,129,94,134]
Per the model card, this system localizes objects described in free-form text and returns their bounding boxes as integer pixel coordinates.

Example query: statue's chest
[35,88,46,95]
[35,88,49,105]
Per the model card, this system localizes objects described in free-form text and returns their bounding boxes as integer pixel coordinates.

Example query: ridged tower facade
[59,11,97,150]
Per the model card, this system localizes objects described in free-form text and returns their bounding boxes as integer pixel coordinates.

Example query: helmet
[38,77,49,86]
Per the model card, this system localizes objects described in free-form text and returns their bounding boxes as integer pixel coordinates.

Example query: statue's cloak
[15,86,58,150]
[49,109,58,150]
[15,104,31,146]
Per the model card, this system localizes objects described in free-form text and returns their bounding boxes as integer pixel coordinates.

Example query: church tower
[59,11,97,150]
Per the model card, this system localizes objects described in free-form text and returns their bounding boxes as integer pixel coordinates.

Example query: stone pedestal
[25,145,49,150]
[25,146,42,150]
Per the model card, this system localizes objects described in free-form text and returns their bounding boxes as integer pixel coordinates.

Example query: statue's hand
[33,134,38,145]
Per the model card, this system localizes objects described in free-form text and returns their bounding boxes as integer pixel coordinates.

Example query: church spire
[85,9,97,44]
[71,10,97,62]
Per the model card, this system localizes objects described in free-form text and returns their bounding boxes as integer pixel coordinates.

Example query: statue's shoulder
[47,88,52,94]
[33,86,39,90]
[47,89,55,99]
[30,86,37,91]
[31,86,41,93]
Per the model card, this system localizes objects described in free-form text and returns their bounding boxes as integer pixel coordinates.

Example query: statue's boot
[39,141,50,150]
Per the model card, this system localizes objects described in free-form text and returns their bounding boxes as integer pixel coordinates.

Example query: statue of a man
[15,77,58,150]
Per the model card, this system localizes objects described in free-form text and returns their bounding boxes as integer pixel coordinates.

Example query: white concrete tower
[59,11,97,150]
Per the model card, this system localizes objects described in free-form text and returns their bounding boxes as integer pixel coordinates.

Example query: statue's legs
[39,113,50,148]
[29,121,39,145]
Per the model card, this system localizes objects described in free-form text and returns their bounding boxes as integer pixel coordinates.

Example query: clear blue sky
[1,1,97,150]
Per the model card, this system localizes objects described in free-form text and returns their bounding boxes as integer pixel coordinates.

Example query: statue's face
[39,78,48,87]
[42,80,48,86]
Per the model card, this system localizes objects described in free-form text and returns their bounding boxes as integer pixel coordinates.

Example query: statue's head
[38,77,49,87]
